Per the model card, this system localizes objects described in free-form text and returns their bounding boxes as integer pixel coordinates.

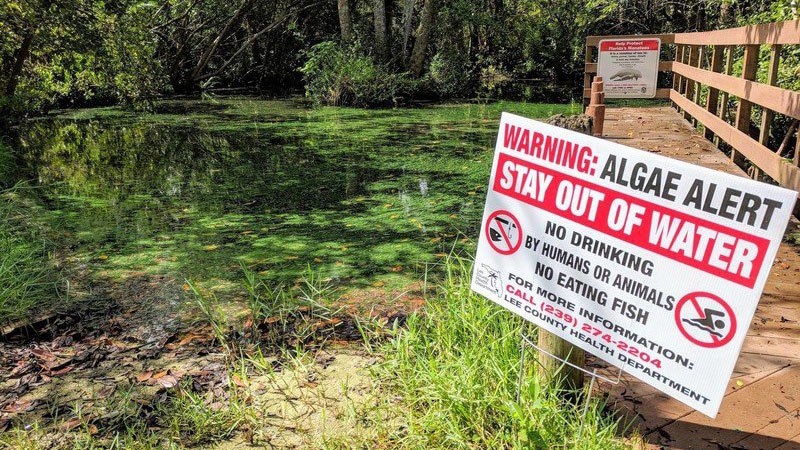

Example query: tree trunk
[374,0,388,61]
[401,0,415,60]
[191,0,255,81]
[337,0,353,43]
[6,31,34,97]
[409,0,435,77]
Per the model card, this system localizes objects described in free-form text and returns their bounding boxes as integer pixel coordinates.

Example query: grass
[0,259,635,448]
[330,256,632,449]
[0,186,61,327]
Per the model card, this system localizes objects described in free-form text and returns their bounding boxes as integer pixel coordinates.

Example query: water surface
[14,98,580,299]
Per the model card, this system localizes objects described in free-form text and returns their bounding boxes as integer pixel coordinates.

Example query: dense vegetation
[2,0,797,113]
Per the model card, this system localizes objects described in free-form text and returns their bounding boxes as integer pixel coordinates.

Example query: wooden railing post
[684,45,699,121]
[759,45,782,146]
[705,45,724,140]
[754,44,782,179]
[672,44,685,107]
[719,46,734,123]
[733,44,760,165]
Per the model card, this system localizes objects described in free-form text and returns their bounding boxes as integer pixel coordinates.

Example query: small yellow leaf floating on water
[203,245,218,251]
[98,255,108,260]
[313,258,323,263]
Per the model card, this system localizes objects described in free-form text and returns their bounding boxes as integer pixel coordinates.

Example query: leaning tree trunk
[338,0,354,43]
[374,0,388,61]
[6,31,34,97]
[191,0,255,81]
[409,0,435,77]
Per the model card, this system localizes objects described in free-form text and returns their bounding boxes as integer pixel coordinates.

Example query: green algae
[12,97,580,298]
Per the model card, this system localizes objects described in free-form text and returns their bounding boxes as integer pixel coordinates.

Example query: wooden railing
[584,21,800,199]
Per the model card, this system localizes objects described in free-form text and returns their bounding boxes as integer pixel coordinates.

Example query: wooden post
[759,45,782,146]
[705,45,724,141]
[754,44,782,179]
[795,131,800,167]
[734,44,760,165]
[692,45,705,105]
[691,45,705,126]
[719,46,733,122]
[537,331,585,391]
[584,42,593,109]
[683,45,699,122]
[586,77,605,137]
[672,44,685,108]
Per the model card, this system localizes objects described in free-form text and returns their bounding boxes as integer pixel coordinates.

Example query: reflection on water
[13,98,578,295]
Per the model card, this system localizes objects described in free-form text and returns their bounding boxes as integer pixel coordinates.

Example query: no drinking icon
[485,210,522,255]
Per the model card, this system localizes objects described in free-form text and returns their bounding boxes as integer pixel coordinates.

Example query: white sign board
[598,38,660,98]
[471,112,797,418]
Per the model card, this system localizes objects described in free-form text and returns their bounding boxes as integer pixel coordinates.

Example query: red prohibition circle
[674,291,737,348]
[484,210,522,255]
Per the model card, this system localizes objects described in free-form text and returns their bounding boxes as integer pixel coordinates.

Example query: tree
[374,0,388,60]
[337,0,353,42]
[409,0,435,77]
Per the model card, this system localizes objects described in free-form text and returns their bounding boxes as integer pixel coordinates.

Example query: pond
[11,98,580,305]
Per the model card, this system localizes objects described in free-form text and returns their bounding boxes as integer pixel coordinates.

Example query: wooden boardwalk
[599,106,800,450]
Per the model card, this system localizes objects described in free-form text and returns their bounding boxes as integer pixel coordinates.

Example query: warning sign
[598,38,660,98]
[471,112,797,417]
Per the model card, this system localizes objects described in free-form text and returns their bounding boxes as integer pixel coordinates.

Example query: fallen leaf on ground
[59,418,82,431]
[136,371,154,382]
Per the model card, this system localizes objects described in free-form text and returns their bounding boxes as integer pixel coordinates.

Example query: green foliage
[0,0,165,115]
[301,41,417,107]
[368,257,629,449]
[427,49,476,98]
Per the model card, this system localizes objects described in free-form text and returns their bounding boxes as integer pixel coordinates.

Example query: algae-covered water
[12,98,580,301]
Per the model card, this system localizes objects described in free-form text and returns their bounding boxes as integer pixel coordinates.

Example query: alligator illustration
[609,69,643,81]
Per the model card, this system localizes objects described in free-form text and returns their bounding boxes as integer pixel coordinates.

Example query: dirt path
[601,106,800,450]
